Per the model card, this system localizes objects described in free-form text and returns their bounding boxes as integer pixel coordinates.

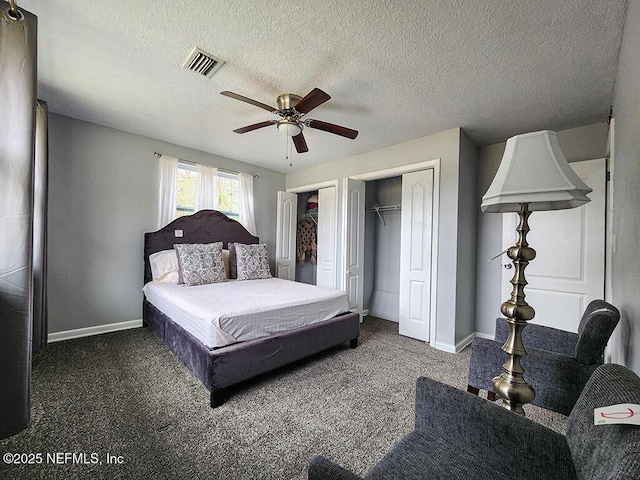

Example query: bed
[142,209,360,407]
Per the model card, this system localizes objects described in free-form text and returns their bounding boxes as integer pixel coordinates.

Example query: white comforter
[143,278,349,349]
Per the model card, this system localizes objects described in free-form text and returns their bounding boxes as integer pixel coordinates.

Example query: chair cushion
[566,364,640,480]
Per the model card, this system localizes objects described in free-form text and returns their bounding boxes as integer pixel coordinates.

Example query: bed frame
[143,210,360,407]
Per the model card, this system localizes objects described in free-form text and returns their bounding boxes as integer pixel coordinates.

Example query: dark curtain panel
[0,2,38,439]
[33,100,48,353]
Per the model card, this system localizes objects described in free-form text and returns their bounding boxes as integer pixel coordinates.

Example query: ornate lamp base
[493,203,536,415]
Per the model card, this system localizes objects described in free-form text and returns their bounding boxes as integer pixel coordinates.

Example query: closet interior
[295,191,319,285]
[364,176,402,322]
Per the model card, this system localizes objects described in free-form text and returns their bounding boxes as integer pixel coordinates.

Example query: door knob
[503,264,513,270]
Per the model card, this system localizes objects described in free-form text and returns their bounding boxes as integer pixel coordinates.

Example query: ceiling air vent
[182,47,224,78]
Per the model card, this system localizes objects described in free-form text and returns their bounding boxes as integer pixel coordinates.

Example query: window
[175,162,240,220]
[176,162,197,217]
[216,171,240,221]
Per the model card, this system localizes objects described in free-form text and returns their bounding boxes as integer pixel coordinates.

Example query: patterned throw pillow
[174,242,227,286]
[235,243,272,281]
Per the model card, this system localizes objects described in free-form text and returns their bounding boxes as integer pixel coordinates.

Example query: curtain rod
[153,152,258,178]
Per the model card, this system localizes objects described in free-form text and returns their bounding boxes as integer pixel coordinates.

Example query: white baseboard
[432,332,476,353]
[431,341,456,353]
[48,319,143,343]
[455,332,475,352]
[474,331,494,340]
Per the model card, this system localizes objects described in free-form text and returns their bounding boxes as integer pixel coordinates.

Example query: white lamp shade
[481,130,592,213]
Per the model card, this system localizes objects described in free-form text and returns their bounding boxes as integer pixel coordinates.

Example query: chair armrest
[495,318,578,356]
[308,455,363,480]
[414,377,576,479]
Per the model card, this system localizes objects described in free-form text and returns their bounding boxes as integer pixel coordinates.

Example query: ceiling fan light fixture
[277,119,302,136]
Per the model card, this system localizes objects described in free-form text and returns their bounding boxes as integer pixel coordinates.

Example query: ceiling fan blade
[293,88,331,114]
[307,119,359,139]
[292,132,309,153]
[233,120,277,134]
[221,91,276,112]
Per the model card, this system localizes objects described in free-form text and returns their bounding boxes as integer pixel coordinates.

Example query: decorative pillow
[149,249,180,283]
[173,242,227,286]
[235,243,272,281]
[228,243,238,279]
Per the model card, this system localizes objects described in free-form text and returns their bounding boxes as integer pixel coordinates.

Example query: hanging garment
[296,220,317,264]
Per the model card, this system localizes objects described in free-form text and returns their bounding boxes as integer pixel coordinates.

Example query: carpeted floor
[0,316,566,479]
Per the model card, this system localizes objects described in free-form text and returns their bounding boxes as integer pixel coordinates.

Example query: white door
[276,191,297,281]
[342,178,365,316]
[399,169,434,341]
[501,158,606,332]
[317,186,337,289]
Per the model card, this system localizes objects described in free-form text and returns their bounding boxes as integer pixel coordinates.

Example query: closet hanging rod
[369,204,401,212]
[153,151,258,178]
[370,203,400,227]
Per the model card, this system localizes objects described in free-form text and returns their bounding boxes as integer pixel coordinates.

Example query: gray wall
[456,132,478,344]
[48,114,285,334]
[474,123,609,338]
[610,0,640,373]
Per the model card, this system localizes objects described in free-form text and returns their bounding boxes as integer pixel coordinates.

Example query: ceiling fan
[220,88,358,153]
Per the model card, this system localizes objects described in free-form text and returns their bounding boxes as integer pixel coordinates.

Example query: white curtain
[157,155,178,228]
[196,165,218,211]
[239,172,257,236]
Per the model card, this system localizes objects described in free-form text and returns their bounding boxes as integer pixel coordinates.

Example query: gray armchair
[467,299,620,415]
[308,363,640,480]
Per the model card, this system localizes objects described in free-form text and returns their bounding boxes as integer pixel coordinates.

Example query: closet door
[399,169,434,341]
[343,178,365,316]
[276,191,297,280]
[317,186,337,289]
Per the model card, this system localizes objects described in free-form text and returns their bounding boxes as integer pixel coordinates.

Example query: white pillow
[149,249,180,283]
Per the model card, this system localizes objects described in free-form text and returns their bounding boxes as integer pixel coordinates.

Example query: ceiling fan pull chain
[284,136,292,168]
[288,138,293,167]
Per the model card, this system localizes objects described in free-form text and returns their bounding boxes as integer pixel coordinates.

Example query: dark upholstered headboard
[143,210,259,284]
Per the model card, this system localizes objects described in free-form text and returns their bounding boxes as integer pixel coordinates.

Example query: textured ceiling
[19,0,627,172]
